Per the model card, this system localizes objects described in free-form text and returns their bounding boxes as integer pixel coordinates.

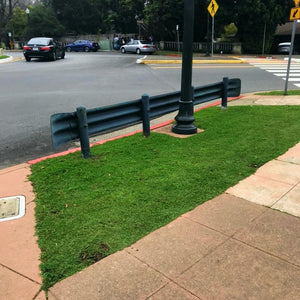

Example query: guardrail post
[76,107,90,158]
[222,77,229,109]
[191,85,195,101]
[141,94,150,137]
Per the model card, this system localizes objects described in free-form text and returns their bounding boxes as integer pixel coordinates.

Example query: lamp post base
[172,100,197,134]
[172,123,198,134]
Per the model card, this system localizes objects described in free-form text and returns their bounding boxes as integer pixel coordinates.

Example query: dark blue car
[65,40,100,52]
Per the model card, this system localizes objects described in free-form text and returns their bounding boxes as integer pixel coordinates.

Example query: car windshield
[27,38,50,46]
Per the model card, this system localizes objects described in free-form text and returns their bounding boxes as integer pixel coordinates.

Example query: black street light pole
[172,0,197,135]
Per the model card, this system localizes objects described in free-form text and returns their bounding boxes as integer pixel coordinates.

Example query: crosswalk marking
[274,73,300,76]
[266,70,300,73]
[264,66,300,69]
[283,78,300,81]
[264,67,300,69]
[245,58,300,88]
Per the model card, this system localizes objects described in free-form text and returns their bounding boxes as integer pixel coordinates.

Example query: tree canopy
[25,4,64,37]
[217,0,292,52]
[0,0,294,53]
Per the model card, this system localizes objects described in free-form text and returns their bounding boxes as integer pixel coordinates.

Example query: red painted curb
[258,56,277,59]
[28,96,242,165]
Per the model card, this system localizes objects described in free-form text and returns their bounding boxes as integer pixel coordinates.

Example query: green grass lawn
[30,106,300,291]
[0,55,9,59]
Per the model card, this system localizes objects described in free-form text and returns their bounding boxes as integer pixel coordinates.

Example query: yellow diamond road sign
[207,0,219,18]
[294,0,300,7]
[290,7,300,21]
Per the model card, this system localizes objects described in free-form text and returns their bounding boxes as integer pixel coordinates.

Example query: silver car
[120,40,156,54]
[277,42,291,54]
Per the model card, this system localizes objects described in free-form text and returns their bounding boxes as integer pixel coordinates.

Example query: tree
[114,0,145,34]
[143,0,184,41]
[29,0,294,54]
[25,4,64,37]
[48,0,115,34]
[0,0,37,45]
[5,6,27,39]
[223,23,238,40]
[194,0,211,43]
[0,0,16,45]
[142,0,226,43]
[217,0,292,53]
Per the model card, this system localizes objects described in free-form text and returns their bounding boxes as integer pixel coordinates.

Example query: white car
[120,40,156,54]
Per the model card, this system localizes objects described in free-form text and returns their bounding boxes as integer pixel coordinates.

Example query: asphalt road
[0,51,293,169]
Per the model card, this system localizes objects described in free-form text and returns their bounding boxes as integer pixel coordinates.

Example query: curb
[0,56,13,63]
[0,56,24,63]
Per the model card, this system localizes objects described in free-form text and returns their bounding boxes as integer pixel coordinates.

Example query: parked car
[65,40,100,52]
[120,40,156,54]
[277,42,291,54]
[23,37,65,62]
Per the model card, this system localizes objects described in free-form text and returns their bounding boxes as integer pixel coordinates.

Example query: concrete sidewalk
[0,164,45,300]
[0,94,299,300]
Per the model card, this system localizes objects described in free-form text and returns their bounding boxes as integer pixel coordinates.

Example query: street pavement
[0,54,299,300]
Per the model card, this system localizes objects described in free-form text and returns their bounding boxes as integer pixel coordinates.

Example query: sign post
[176,25,180,53]
[284,1,300,95]
[207,0,219,56]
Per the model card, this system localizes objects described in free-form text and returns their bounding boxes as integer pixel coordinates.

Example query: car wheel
[51,51,57,61]
[136,48,141,55]
[84,46,89,52]
[121,47,126,54]
[25,56,31,62]
[66,47,72,52]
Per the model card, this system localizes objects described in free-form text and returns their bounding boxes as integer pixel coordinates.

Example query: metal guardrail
[51,77,241,158]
